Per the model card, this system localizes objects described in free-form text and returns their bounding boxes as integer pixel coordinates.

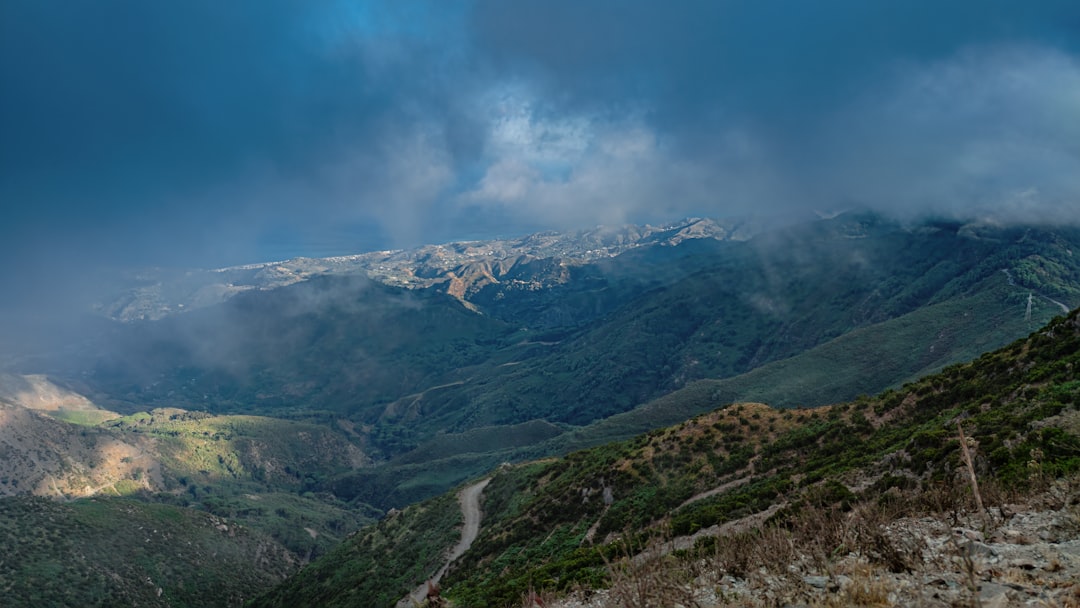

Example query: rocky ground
[539,478,1080,608]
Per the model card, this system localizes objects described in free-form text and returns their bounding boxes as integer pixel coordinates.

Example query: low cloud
[2,0,1079,343]
[826,46,1080,222]
[457,44,1080,229]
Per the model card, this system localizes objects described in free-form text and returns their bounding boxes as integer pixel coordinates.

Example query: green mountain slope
[253,309,1080,607]
[539,271,1060,452]
[403,217,1079,430]
[244,492,463,608]
[321,267,1068,507]
[0,402,377,561]
[0,496,296,608]
[21,214,1080,507]
[82,275,517,426]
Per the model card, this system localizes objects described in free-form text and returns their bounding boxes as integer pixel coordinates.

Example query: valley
[7,3,1080,606]
[255,308,1080,607]
[2,212,1079,606]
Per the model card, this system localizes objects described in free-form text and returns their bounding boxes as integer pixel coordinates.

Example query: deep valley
[2,213,1079,607]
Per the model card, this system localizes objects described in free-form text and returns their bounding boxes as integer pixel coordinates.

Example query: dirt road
[398,477,491,607]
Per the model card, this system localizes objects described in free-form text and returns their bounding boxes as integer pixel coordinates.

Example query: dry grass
[591,532,701,608]
[546,473,1080,608]
[812,564,892,607]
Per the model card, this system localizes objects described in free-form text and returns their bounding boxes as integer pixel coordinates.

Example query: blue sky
[1,1,1079,309]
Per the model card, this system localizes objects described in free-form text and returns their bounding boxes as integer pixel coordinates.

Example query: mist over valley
[4,1,1080,605]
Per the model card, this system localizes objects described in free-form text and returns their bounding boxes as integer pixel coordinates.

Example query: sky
[2,0,1080,323]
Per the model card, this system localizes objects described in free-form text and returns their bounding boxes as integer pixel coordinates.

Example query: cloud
[457,45,1080,229]
[459,107,752,227]
[807,46,1080,221]
[460,0,1080,223]
[456,2,1080,227]
[0,1,470,265]
[1,0,1079,321]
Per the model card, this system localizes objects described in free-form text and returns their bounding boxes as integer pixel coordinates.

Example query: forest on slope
[254,308,1080,607]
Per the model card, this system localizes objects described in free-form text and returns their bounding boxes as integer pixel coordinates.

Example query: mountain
[93,217,751,322]
[0,385,378,556]
[12,212,1080,507]
[0,389,386,607]
[0,495,298,607]
[253,308,1080,607]
[3,213,1080,607]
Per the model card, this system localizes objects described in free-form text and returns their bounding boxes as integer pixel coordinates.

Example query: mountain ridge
[3,213,1080,607]
[12,212,1080,509]
[94,217,750,322]
[252,308,1080,607]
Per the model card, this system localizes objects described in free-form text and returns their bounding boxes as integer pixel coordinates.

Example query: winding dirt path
[1041,294,1071,314]
[398,478,491,607]
[1001,268,1071,314]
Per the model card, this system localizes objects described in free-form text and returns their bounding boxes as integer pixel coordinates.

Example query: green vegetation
[0,407,382,607]
[250,492,462,608]
[0,496,295,608]
[448,309,1080,605]
[8,215,1080,607]
[106,409,367,486]
[303,219,1080,505]
[97,409,378,558]
[533,274,1054,456]
[44,408,120,426]
[2,403,377,558]
[81,217,1080,435]
[63,216,1080,509]
[258,308,1080,607]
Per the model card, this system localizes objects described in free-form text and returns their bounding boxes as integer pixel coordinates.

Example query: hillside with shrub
[0,401,379,579]
[0,496,296,608]
[82,213,1075,506]
[4,215,1080,607]
[254,308,1080,607]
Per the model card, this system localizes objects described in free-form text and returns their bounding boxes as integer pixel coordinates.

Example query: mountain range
[92,217,755,323]
[43,213,1080,499]
[1,211,1079,606]
[254,308,1080,607]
